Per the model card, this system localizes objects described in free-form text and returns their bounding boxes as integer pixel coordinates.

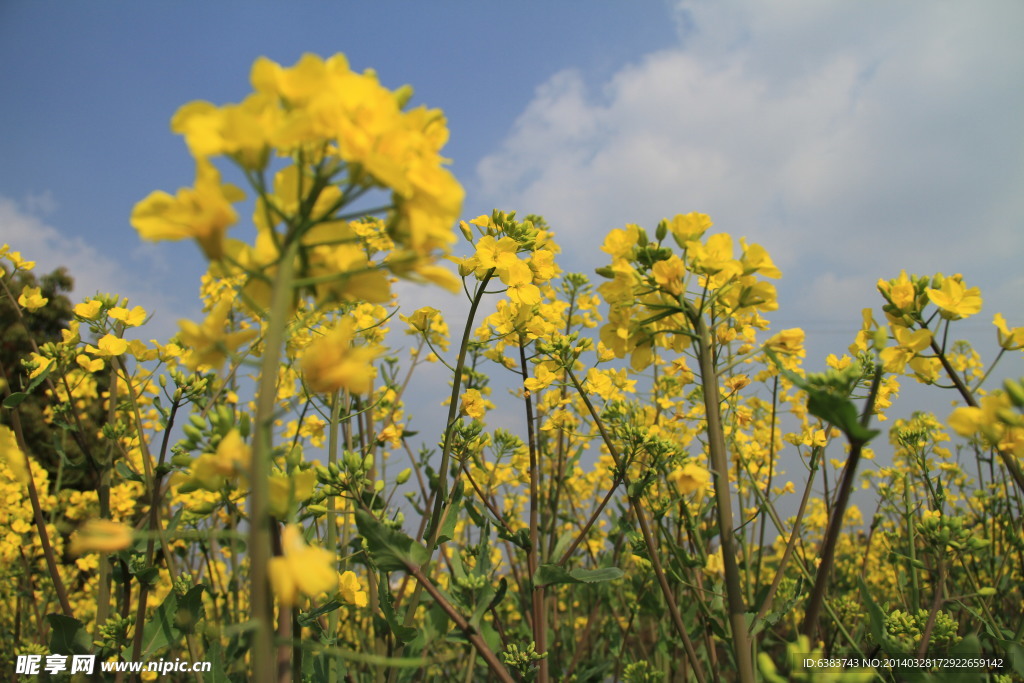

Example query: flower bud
[343,451,361,472]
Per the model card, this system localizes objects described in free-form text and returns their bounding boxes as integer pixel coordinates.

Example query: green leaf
[479,620,502,656]
[858,575,885,643]
[46,614,91,656]
[765,349,879,444]
[377,572,418,645]
[469,582,496,631]
[434,484,462,547]
[550,530,574,564]
[24,364,53,394]
[3,392,28,408]
[298,600,342,628]
[534,564,623,587]
[486,577,508,613]
[497,526,531,551]
[355,510,428,572]
[1010,642,1024,676]
[174,585,206,635]
[202,632,231,683]
[448,544,467,583]
[115,461,144,483]
[124,590,181,659]
[807,391,879,444]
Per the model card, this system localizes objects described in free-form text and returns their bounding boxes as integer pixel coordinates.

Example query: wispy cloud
[475,1,1024,361]
[1,195,198,341]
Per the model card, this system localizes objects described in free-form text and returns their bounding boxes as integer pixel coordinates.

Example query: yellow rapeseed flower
[131,158,245,261]
[301,318,381,395]
[668,462,711,496]
[269,524,337,606]
[69,519,134,555]
[76,354,104,373]
[651,255,687,296]
[993,313,1024,350]
[740,239,781,278]
[667,212,712,243]
[108,305,147,327]
[600,224,640,261]
[189,429,251,491]
[0,425,30,485]
[268,469,318,519]
[880,326,932,374]
[688,233,741,282]
[878,270,917,313]
[73,299,103,320]
[17,286,48,312]
[401,307,450,351]
[338,570,368,608]
[766,328,806,356]
[926,276,982,320]
[703,547,725,576]
[178,299,258,371]
[86,334,129,357]
[459,389,491,420]
[1,246,35,271]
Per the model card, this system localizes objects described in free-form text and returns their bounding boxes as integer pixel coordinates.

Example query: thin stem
[327,390,342,683]
[751,446,820,628]
[404,562,515,683]
[917,559,946,656]
[566,366,708,683]
[251,238,301,683]
[801,366,883,638]
[388,271,494,683]
[518,336,548,683]
[4,403,73,616]
[687,305,755,683]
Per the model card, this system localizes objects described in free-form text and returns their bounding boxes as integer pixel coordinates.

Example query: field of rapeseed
[2,54,1023,682]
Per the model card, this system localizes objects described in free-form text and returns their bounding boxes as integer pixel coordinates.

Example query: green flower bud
[343,451,362,472]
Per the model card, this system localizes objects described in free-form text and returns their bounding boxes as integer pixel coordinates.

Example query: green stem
[903,476,921,612]
[519,336,548,683]
[251,238,300,683]
[326,390,342,683]
[750,446,819,629]
[404,563,515,683]
[427,269,494,545]
[801,366,882,639]
[4,403,74,616]
[688,307,755,683]
[566,367,708,683]
[388,271,494,683]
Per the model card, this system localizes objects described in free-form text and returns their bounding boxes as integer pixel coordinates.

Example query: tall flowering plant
[2,51,1023,683]
[130,53,464,681]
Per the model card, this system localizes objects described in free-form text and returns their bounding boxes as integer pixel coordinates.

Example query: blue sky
[1,2,679,332]
[2,1,1022,385]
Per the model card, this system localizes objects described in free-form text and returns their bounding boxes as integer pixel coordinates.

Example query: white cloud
[475,0,1024,337]
[1,195,197,341]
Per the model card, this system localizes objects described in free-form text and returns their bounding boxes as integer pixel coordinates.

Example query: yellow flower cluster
[596,212,780,371]
[133,53,463,284]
